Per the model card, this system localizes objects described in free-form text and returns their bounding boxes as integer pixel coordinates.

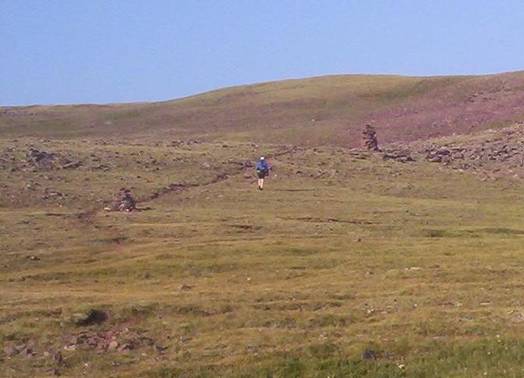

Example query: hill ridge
[2,71,524,146]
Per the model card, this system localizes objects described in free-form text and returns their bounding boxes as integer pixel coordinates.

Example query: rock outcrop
[26,148,57,169]
[382,124,524,178]
[25,148,82,170]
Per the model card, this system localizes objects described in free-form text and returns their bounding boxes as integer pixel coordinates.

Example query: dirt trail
[74,145,301,224]
[143,172,232,202]
[140,145,301,203]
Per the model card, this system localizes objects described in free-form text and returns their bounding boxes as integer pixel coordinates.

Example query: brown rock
[362,348,378,360]
[3,344,18,357]
[20,346,35,357]
[74,309,108,326]
[108,340,119,351]
[26,255,41,261]
[117,343,132,352]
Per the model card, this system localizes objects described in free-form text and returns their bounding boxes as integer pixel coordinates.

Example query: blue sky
[1,0,524,105]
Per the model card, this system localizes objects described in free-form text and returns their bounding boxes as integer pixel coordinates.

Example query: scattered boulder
[73,309,108,326]
[362,348,378,360]
[53,351,65,366]
[92,164,110,171]
[3,344,18,357]
[25,147,82,171]
[155,344,168,353]
[26,148,57,169]
[425,147,452,163]
[171,139,201,147]
[42,189,65,200]
[414,125,524,177]
[20,345,35,358]
[3,342,35,358]
[62,328,161,353]
[375,124,524,180]
[382,148,415,163]
[61,160,82,169]
[108,340,119,351]
[26,255,41,261]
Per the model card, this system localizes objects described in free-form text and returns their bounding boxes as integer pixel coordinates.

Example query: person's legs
[257,171,264,190]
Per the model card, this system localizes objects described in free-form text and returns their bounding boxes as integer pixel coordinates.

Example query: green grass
[3,71,524,146]
[1,137,524,377]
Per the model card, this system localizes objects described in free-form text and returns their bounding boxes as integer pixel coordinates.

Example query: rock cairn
[106,188,136,212]
[362,124,380,151]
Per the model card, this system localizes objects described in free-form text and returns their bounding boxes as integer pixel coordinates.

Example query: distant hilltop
[2,71,524,147]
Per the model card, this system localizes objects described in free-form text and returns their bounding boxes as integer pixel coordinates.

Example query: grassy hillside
[2,134,524,376]
[2,73,524,376]
[2,71,524,146]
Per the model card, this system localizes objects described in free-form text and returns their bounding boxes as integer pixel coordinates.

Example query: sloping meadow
[1,138,524,376]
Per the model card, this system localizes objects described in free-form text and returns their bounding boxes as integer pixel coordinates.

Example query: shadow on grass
[423,227,524,238]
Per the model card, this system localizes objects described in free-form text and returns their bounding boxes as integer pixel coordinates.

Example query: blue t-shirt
[256,160,269,171]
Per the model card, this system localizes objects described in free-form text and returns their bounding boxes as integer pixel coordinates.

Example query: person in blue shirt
[255,156,270,190]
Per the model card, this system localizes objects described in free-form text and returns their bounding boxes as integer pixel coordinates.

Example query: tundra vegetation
[1,73,524,377]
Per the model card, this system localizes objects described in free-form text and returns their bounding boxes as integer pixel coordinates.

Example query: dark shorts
[256,169,268,179]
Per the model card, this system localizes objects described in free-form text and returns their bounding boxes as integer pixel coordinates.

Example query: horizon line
[2,69,523,108]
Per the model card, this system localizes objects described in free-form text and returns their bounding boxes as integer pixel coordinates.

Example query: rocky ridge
[381,123,524,180]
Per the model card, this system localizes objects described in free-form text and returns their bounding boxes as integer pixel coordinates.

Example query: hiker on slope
[255,156,270,190]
